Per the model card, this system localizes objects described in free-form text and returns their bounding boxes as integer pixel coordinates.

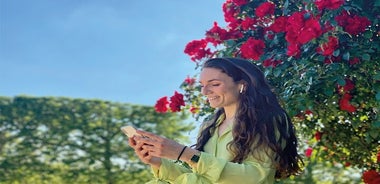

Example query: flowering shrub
[155,91,185,113]
[156,0,380,180]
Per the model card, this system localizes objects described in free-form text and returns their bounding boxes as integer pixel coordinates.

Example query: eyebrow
[199,79,222,84]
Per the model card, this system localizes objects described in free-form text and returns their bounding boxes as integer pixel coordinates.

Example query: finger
[135,136,158,146]
[128,137,137,147]
[141,148,150,156]
[136,141,146,150]
[136,130,161,140]
[141,152,153,164]
[135,142,148,153]
[142,144,156,152]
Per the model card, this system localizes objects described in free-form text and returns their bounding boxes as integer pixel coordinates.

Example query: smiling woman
[129,57,303,184]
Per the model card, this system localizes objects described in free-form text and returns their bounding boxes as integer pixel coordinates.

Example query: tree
[157,0,380,182]
[0,96,193,183]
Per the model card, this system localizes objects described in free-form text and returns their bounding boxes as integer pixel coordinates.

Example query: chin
[209,103,221,108]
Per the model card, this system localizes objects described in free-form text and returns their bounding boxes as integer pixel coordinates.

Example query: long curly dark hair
[194,57,303,179]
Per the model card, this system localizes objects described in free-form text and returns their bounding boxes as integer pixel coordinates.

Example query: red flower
[295,109,313,120]
[223,0,240,23]
[268,16,288,33]
[189,106,199,114]
[240,37,265,60]
[305,109,313,115]
[324,55,342,64]
[287,43,301,57]
[349,57,360,65]
[184,39,212,61]
[231,0,248,6]
[337,78,355,95]
[315,0,344,11]
[206,22,228,46]
[155,96,169,113]
[262,58,282,68]
[339,93,356,113]
[184,76,196,85]
[241,17,256,31]
[255,2,275,18]
[266,31,275,40]
[335,11,371,35]
[206,22,243,46]
[262,59,271,67]
[286,12,322,45]
[316,36,339,56]
[345,17,371,35]
[315,131,323,141]
[169,91,185,112]
[305,147,313,157]
[362,170,380,184]
[297,17,322,44]
[286,12,305,35]
[227,18,242,31]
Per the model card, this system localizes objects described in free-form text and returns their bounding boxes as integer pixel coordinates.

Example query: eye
[211,83,220,87]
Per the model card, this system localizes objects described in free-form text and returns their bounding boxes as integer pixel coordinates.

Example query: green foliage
[0,96,193,183]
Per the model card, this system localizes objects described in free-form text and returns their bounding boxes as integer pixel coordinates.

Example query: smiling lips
[208,96,219,101]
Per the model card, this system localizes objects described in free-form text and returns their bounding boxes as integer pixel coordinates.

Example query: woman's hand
[134,130,185,161]
[128,136,161,169]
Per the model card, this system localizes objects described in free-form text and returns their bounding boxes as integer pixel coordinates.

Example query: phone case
[120,126,138,137]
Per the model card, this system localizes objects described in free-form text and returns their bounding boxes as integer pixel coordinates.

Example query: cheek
[222,87,240,100]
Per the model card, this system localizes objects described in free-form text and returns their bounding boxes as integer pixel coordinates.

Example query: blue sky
[0,0,225,106]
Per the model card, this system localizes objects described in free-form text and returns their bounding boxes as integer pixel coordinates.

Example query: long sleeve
[192,152,275,184]
[148,115,276,184]
[167,151,274,184]
[148,158,192,183]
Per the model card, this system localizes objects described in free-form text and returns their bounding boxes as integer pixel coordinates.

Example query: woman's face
[199,67,241,109]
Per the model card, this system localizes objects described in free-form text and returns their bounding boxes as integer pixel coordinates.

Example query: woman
[129,57,303,183]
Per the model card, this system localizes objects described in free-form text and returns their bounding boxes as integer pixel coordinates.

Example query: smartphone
[120,125,139,138]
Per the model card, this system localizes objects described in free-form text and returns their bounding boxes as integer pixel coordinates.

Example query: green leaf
[316,55,325,61]
[361,54,371,61]
[374,73,380,80]
[363,31,373,39]
[333,49,340,57]
[264,69,271,77]
[374,83,380,91]
[372,121,380,128]
[342,52,350,61]
[337,78,346,86]
[274,68,282,77]
[283,0,289,14]
[369,129,379,138]
[376,92,380,101]
[323,88,334,96]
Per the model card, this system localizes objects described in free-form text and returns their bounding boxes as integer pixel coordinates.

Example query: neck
[223,106,237,120]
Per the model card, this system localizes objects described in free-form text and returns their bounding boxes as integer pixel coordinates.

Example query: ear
[239,81,247,94]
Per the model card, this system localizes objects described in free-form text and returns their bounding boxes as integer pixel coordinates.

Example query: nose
[201,85,210,95]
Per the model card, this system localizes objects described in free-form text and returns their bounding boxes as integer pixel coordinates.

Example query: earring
[240,85,244,93]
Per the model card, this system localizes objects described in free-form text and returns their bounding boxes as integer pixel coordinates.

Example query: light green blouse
[147,115,276,184]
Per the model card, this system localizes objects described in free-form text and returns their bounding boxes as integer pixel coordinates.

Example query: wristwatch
[190,152,200,163]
